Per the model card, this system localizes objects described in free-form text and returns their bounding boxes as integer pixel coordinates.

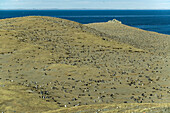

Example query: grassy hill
[86,21,170,54]
[0,16,170,113]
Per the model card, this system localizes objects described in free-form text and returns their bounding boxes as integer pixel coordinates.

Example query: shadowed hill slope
[0,16,170,113]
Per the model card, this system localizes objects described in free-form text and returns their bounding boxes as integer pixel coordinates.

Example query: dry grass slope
[0,16,170,113]
[0,82,58,113]
[46,103,170,113]
[86,22,170,54]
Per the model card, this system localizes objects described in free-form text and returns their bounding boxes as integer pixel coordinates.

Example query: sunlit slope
[86,22,170,53]
[0,82,58,113]
[45,103,170,113]
[0,16,169,112]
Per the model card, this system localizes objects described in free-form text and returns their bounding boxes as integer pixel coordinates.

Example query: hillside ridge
[86,21,170,54]
[0,16,170,113]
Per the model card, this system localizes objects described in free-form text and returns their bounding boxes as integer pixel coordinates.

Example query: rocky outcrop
[108,19,122,24]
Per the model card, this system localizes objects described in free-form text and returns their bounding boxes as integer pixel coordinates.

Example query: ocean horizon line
[1,9,170,10]
[1,10,170,35]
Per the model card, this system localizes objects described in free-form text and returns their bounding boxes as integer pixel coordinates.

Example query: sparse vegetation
[0,16,169,113]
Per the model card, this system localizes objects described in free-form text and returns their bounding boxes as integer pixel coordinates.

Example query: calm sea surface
[0,10,170,35]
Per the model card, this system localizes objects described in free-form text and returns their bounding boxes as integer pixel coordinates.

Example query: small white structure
[108,19,122,24]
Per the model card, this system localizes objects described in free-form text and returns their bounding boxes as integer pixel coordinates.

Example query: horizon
[1,0,170,10]
[1,8,170,10]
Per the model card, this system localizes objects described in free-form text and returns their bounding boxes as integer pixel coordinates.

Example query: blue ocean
[0,10,170,35]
